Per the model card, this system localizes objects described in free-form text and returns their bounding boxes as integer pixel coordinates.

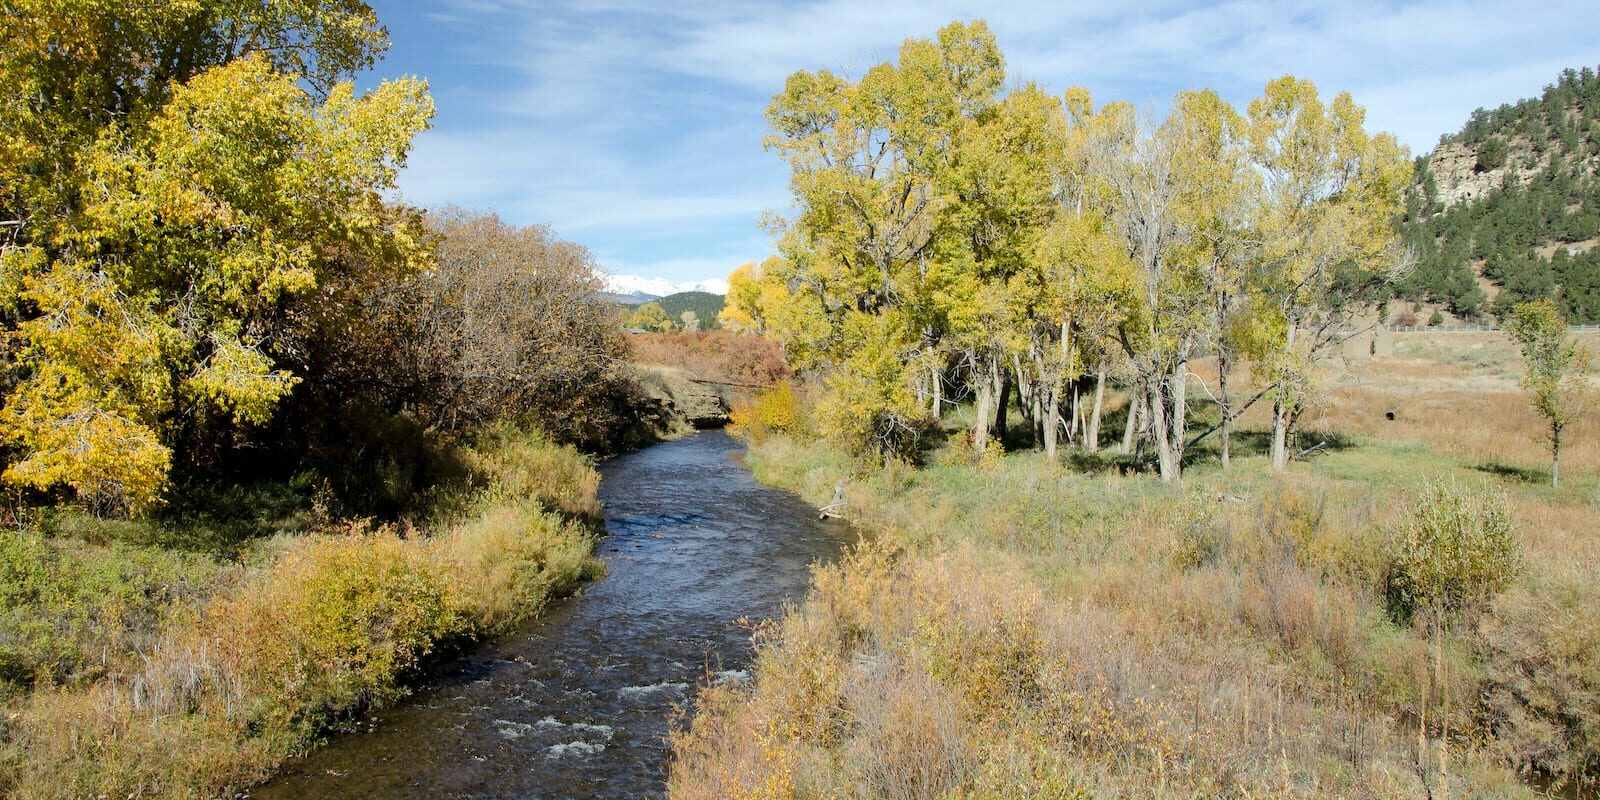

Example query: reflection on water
[251,430,850,799]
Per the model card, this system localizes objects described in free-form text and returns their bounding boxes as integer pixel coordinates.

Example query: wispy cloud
[371,0,1600,282]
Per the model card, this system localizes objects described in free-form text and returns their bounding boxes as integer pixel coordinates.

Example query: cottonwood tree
[1092,103,1213,481]
[1246,77,1411,470]
[1019,88,1139,462]
[0,0,426,514]
[0,51,431,514]
[940,83,1064,453]
[0,0,389,227]
[629,302,671,331]
[749,25,1412,477]
[1165,90,1259,468]
[763,20,1010,460]
[1505,299,1593,487]
[719,262,764,332]
[720,252,833,374]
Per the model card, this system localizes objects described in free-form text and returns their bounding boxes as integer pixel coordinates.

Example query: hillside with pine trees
[1397,66,1600,323]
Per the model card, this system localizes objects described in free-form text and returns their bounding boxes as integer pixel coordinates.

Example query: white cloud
[377,0,1600,282]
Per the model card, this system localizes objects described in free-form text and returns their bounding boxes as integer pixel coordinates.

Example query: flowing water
[251,430,851,799]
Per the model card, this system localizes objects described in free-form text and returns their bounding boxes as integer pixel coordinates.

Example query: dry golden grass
[1305,386,1600,475]
[677,326,1600,799]
[1209,331,1600,477]
[670,542,1517,799]
[674,437,1565,797]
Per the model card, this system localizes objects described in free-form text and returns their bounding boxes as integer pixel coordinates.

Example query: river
[251,430,851,799]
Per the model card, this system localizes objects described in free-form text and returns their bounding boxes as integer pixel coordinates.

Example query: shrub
[626,331,790,388]
[731,382,805,442]
[1476,137,1509,172]
[1170,519,1225,570]
[1,528,469,800]
[1478,575,1600,783]
[754,382,802,434]
[1387,479,1521,622]
[210,528,465,733]
[455,423,601,522]
[436,501,600,634]
[0,530,228,694]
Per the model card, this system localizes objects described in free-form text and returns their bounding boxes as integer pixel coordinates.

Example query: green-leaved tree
[1505,299,1593,487]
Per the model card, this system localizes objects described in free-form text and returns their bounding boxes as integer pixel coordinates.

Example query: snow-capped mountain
[602,274,729,297]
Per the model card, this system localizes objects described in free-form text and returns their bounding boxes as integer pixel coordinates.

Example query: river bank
[0,427,603,800]
[253,430,852,798]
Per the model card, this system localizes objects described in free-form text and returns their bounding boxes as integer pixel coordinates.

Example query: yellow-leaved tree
[0,3,432,515]
[760,21,1011,461]
[1246,77,1412,469]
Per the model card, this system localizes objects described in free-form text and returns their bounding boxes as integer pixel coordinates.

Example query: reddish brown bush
[626,331,790,388]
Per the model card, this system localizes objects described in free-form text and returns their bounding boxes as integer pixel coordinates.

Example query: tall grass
[671,417,1600,798]
[0,426,603,800]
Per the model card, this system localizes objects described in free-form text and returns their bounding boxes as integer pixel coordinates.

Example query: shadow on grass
[1472,461,1548,484]
[40,479,318,558]
[1178,428,1356,469]
[939,397,1364,475]
[913,422,956,466]
[1288,431,1359,460]
[1064,449,1148,475]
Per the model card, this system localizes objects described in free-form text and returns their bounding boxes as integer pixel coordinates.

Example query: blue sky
[365,0,1599,284]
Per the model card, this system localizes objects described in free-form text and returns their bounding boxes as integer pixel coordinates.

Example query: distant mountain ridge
[1398,66,1600,323]
[603,274,730,299]
[652,291,726,328]
[618,291,727,330]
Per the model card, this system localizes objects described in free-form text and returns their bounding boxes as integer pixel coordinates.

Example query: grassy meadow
[670,332,1600,799]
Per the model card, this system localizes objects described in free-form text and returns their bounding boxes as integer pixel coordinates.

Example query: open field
[671,333,1600,799]
[1307,331,1600,478]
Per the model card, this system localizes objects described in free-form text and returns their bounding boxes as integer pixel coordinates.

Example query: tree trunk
[1013,355,1031,408]
[1269,319,1298,471]
[1071,380,1083,446]
[931,362,943,419]
[1270,400,1291,470]
[1147,379,1179,481]
[1043,382,1061,462]
[1170,356,1188,474]
[1121,386,1142,455]
[1030,383,1044,449]
[1218,349,1232,469]
[1418,646,1431,800]
[1013,355,1039,449]
[972,353,992,452]
[1437,616,1450,800]
[993,361,1011,449]
[1085,368,1105,453]
[1551,423,1561,488]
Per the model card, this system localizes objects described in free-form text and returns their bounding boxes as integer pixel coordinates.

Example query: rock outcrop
[633,365,731,431]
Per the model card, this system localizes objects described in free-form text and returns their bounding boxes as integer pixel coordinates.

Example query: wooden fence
[1388,323,1600,333]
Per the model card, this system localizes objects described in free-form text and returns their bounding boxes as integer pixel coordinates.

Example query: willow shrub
[730,381,805,442]
[1386,479,1521,622]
